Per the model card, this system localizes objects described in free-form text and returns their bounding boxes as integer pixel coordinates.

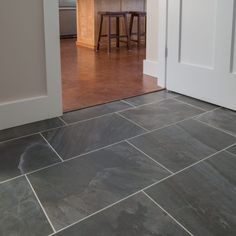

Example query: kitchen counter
[76,0,146,48]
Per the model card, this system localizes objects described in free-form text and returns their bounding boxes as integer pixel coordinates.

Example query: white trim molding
[144,0,168,88]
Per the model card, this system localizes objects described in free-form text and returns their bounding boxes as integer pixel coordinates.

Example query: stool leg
[108,16,112,53]
[124,14,130,50]
[116,17,120,48]
[137,15,141,48]
[96,15,103,51]
[129,14,134,41]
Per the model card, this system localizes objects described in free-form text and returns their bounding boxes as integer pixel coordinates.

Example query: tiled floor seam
[25,175,56,233]
[126,107,221,141]
[48,190,143,236]
[0,94,213,145]
[27,140,126,176]
[40,133,64,162]
[63,112,117,126]
[225,149,236,157]
[125,140,174,174]
[142,142,236,191]
[58,117,68,126]
[0,107,225,186]
[172,97,211,112]
[118,97,179,111]
[193,118,236,138]
[120,99,136,107]
[142,191,194,236]
[0,127,64,145]
[0,174,24,185]
[116,112,150,132]
[46,142,236,235]
[58,96,178,127]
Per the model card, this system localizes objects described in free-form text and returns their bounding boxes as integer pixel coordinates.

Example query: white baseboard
[0,96,62,130]
[143,60,159,78]
[143,60,166,88]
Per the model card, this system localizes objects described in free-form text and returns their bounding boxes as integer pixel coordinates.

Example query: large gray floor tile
[0,176,53,236]
[197,108,236,136]
[175,95,218,111]
[27,142,170,230]
[130,119,236,172]
[119,99,204,130]
[42,114,145,160]
[145,151,236,236]
[55,192,189,236]
[124,90,176,106]
[0,118,64,143]
[62,101,131,124]
[0,134,61,182]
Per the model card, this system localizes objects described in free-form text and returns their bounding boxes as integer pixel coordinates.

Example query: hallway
[0,90,236,235]
[61,39,162,112]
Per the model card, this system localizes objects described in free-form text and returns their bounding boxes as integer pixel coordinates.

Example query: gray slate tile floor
[0,90,235,236]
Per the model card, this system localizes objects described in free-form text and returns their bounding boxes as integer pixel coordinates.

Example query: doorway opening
[59,0,162,112]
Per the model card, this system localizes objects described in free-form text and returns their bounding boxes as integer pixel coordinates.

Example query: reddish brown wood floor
[61,38,162,112]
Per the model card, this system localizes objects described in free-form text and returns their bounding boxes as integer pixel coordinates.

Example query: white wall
[0,0,47,103]
[144,0,167,87]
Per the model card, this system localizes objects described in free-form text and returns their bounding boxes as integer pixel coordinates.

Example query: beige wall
[0,0,47,103]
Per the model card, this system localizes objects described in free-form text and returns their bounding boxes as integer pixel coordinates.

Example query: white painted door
[167,0,236,111]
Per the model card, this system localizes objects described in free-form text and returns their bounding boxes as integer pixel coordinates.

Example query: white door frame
[0,0,62,130]
[144,0,168,88]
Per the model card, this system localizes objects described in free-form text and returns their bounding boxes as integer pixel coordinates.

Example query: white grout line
[0,127,66,145]
[193,118,236,138]
[115,112,149,132]
[0,107,220,186]
[47,142,236,235]
[25,175,56,233]
[60,95,180,127]
[48,191,143,236]
[127,107,223,141]
[120,99,136,107]
[0,174,24,185]
[66,113,115,126]
[27,140,126,176]
[58,117,68,126]
[172,97,208,112]
[126,140,174,174]
[0,132,41,145]
[142,191,194,236]
[141,142,236,191]
[225,149,236,157]
[48,142,234,235]
[119,96,177,111]
[0,141,128,186]
[54,96,175,128]
[0,93,203,145]
[2,142,235,235]
[40,133,64,162]
[0,107,226,187]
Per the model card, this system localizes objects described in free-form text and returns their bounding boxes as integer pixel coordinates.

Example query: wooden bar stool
[129,11,147,47]
[96,11,130,53]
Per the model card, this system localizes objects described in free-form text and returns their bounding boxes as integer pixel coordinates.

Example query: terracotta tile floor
[61,38,162,112]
